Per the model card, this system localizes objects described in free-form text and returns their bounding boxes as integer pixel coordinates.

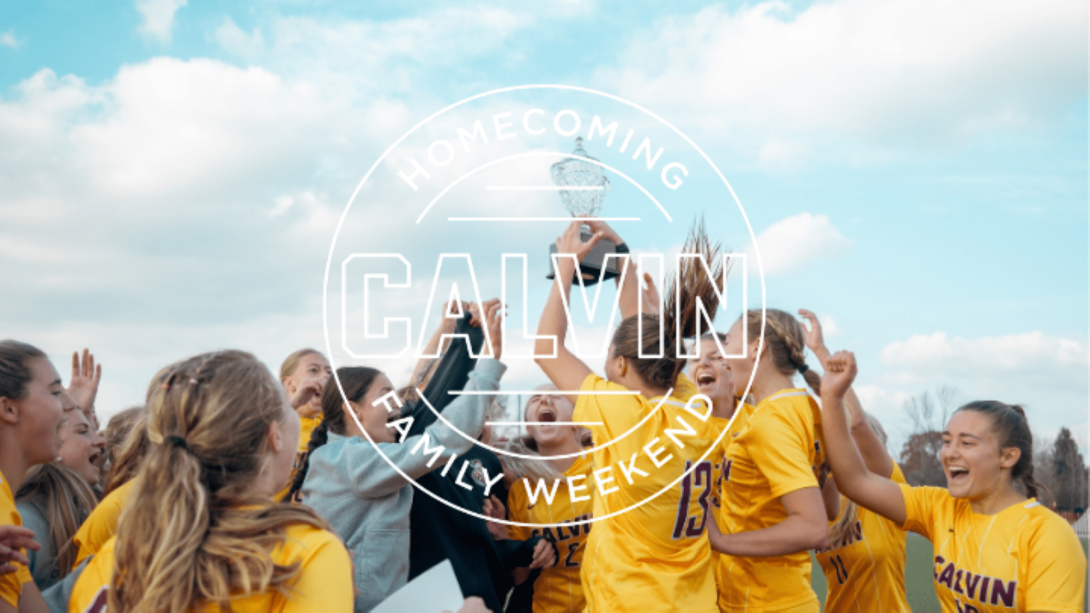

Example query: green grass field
[810,535,1090,612]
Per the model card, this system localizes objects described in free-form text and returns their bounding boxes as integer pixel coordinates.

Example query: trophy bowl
[546,137,620,287]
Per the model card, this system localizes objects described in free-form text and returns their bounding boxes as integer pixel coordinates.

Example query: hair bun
[1008,404,1027,419]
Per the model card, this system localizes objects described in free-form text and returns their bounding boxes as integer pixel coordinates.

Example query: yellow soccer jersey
[573,373,720,613]
[815,463,909,613]
[72,478,135,567]
[508,454,594,613]
[0,471,32,607]
[899,484,1087,613]
[69,523,353,613]
[298,415,321,454]
[274,415,324,502]
[716,389,827,612]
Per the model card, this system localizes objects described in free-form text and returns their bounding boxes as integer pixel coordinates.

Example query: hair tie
[164,435,190,452]
[797,363,809,374]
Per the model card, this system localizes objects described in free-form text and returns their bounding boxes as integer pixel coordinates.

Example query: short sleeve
[507,483,531,542]
[573,374,646,452]
[0,565,22,607]
[281,531,354,613]
[897,484,947,540]
[890,462,907,485]
[746,412,818,499]
[1023,514,1088,612]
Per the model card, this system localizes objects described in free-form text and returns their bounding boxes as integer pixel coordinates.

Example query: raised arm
[799,310,894,478]
[337,302,507,497]
[581,219,638,319]
[534,221,600,404]
[820,351,907,526]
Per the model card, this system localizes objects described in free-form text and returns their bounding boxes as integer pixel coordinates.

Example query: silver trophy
[547,137,620,286]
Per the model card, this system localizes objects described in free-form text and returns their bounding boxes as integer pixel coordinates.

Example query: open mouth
[385,410,402,424]
[947,466,970,483]
[88,450,101,465]
[537,408,557,424]
[696,372,716,386]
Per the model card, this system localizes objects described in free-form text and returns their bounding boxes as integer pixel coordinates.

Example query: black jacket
[404,315,543,612]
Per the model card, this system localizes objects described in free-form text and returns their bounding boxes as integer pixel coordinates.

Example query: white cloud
[0,30,22,50]
[135,0,187,44]
[745,213,851,275]
[819,315,842,339]
[880,331,1087,388]
[873,331,1089,446]
[598,0,1087,156]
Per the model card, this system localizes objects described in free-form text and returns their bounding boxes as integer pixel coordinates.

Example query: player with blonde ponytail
[69,350,353,612]
[820,350,1086,613]
[705,309,832,612]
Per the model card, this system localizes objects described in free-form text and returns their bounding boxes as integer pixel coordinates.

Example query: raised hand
[528,538,557,569]
[581,218,622,246]
[822,351,858,400]
[290,379,324,411]
[797,309,829,360]
[640,272,661,316]
[66,348,101,413]
[554,220,603,263]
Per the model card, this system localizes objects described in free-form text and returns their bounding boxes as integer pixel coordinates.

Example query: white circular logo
[323,85,767,527]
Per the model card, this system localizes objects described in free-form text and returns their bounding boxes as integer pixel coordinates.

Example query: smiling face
[12,358,71,466]
[525,384,577,448]
[941,410,1019,500]
[283,353,332,412]
[58,408,106,486]
[691,337,735,407]
[348,373,399,444]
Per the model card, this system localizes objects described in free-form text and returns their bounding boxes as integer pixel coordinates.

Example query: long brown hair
[610,218,727,390]
[15,463,98,579]
[108,350,330,612]
[956,400,1049,502]
[283,366,381,502]
[0,340,47,400]
[739,308,821,394]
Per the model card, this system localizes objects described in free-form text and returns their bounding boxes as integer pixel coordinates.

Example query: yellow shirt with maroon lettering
[899,484,1086,612]
[508,455,594,613]
[0,471,33,607]
[708,403,753,578]
[72,479,135,567]
[69,523,353,613]
[573,373,720,613]
[815,463,909,613]
[716,389,827,612]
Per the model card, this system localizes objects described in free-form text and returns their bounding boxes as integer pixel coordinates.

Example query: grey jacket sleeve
[15,501,54,590]
[339,358,505,498]
[41,558,87,613]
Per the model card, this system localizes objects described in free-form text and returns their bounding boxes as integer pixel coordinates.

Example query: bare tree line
[896,386,1088,516]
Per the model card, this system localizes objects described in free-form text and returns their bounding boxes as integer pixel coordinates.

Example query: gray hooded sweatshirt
[300,358,505,613]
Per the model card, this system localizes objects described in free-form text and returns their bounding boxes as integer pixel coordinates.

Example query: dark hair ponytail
[957,401,1050,503]
[283,366,381,502]
[610,218,727,390]
[0,340,47,400]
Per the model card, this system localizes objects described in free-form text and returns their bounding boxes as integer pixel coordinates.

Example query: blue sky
[1,0,1086,452]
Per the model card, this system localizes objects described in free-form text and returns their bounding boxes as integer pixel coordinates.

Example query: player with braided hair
[820,350,1086,613]
[705,309,832,612]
